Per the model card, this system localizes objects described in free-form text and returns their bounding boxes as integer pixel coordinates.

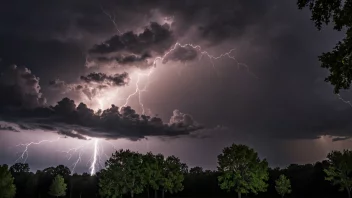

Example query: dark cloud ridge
[0,97,202,141]
[80,72,130,86]
[87,22,176,68]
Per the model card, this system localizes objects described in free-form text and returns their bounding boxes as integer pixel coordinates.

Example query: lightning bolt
[121,42,257,115]
[89,139,99,175]
[337,94,352,107]
[60,141,92,173]
[122,68,154,115]
[15,137,61,163]
[14,135,118,175]
[100,5,122,35]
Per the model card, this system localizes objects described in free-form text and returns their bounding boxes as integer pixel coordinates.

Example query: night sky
[1,0,352,174]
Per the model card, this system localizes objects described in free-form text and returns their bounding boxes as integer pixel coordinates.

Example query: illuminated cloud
[0,65,46,109]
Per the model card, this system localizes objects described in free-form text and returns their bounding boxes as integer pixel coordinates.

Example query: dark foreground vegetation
[1,143,352,198]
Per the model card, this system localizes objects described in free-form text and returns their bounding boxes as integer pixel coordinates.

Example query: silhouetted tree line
[1,144,352,198]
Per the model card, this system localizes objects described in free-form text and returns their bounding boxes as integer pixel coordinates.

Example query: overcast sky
[1,0,352,173]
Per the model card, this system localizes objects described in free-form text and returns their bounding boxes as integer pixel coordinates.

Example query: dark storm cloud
[0,65,46,109]
[332,136,351,142]
[80,72,130,86]
[58,129,88,140]
[0,98,202,140]
[87,22,175,68]
[0,124,19,132]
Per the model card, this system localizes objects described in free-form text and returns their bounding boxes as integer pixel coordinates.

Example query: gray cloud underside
[0,124,19,132]
[0,97,202,140]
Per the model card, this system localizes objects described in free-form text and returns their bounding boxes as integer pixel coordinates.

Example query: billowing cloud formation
[48,72,130,100]
[80,72,130,86]
[0,124,19,132]
[87,22,175,68]
[169,109,196,128]
[0,98,202,140]
[0,65,46,109]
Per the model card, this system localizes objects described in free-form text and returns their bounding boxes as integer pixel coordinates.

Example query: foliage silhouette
[297,0,352,93]
[324,150,352,198]
[48,175,67,197]
[0,164,16,198]
[275,174,292,198]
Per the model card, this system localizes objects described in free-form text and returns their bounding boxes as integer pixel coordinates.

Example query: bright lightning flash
[15,136,116,176]
[15,137,61,163]
[121,42,257,115]
[90,139,99,175]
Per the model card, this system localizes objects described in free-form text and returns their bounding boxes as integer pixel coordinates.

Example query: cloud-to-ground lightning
[90,139,99,175]
[14,135,117,175]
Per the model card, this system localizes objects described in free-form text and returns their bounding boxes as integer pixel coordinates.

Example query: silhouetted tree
[100,149,145,198]
[142,152,162,198]
[9,163,29,174]
[9,163,30,197]
[324,150,352,198]
[217,144,269,198]
[159,156,186,198]
[99,168,126,198]
[48,175,67,198]
[275,174,291,198]
[189,166,203,175]
[297,0,352,93]
[0,164,16,198]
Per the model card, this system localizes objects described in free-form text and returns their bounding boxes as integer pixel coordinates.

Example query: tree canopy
[297,0,352,93]
[48,175,67,197]
[0,164,16,198]
[324,150,352,198]
[9,163,29,174]
[101,149,145,198]
[217,144,269,198]
[160,155,187,197]
[275,174,292,198]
